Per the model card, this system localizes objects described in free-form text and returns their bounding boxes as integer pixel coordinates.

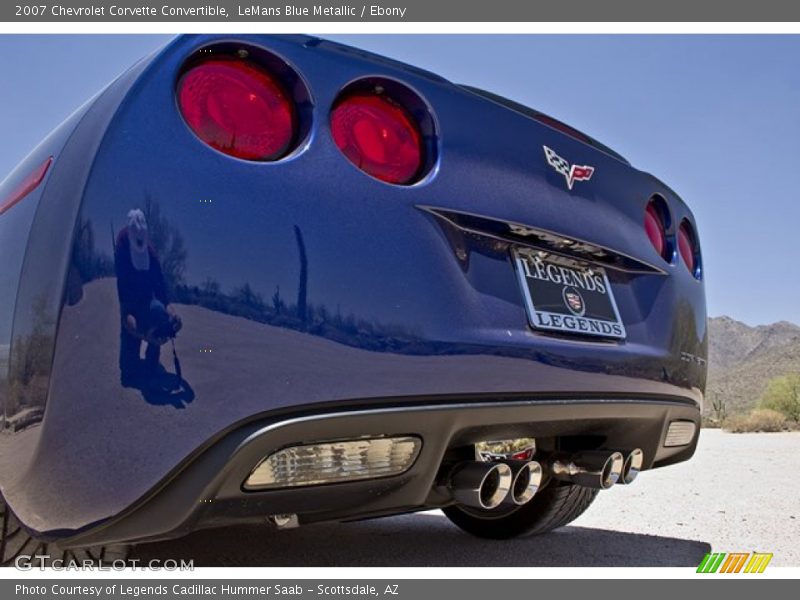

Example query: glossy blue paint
[0,35,706,537]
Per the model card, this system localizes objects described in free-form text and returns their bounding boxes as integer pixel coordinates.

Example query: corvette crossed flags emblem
[543,146,595,190]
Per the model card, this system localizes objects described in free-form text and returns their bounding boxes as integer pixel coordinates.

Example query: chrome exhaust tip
[547,450,624,490]
[618,448,644,484]
[502,460,543,506]
[448,461,512,509]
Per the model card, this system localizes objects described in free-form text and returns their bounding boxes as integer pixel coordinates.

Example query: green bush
[723,409,788,433]
[760,373,800,423]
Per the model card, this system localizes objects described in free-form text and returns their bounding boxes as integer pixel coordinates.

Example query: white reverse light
[244,436,422,490]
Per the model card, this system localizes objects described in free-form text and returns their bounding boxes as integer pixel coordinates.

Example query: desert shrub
[760,373,800,423]
[723,409,788,433]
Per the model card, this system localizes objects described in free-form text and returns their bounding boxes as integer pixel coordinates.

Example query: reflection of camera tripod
[145,320,182,390]
[146,312,183,387]
[139,335,194,409]
[170,337,182,385]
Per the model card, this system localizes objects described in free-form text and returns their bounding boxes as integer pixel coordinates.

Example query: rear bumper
[63,395,699,548]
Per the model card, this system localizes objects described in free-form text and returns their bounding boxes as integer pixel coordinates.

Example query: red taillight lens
[0,156,53,216]
[678,220,697,274]
[330,93,423,185]
[644,201,667,259]
[177,58,295,161]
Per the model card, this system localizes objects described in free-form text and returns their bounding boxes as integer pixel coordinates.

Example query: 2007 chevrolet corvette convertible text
[0,34,706,564]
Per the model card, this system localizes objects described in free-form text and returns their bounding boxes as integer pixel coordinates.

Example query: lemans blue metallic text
[0,34,706,561]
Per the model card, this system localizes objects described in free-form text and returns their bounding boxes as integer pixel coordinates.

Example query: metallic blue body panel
[0,35,706,536]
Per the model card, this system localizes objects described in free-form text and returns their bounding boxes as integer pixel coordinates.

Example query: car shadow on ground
[132,513,711,567]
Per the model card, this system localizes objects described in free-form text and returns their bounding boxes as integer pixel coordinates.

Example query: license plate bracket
[513,249,626,340]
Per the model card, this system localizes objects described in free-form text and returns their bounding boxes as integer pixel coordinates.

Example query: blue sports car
[0,34,706,563]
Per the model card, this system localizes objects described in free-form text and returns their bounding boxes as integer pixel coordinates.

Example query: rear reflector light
[664,421,697,447]
[243,436,422,490]
[678,220,697,274]
[331,93,423,184]
[177,58,295,160]
[644,200,667,259]
[0,156,53,216]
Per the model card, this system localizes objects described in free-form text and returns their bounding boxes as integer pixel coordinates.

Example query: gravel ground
[133,429,800,567]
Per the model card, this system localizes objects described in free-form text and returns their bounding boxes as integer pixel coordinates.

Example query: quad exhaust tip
[619,448,644,484]
[448,446,642,509]
[448,459,543,509]
[503,460,543,506]
[547,450,624,489]
[448,461,513,510]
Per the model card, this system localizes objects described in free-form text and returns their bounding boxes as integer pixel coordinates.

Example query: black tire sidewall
[442,482,599,539]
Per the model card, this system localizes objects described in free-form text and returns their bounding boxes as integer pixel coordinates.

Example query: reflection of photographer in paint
[114,209,182,387]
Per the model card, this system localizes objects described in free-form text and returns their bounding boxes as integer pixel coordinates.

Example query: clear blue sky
[1,35,798,326]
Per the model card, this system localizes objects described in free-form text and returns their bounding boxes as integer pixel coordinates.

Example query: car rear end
[0,34,706,547]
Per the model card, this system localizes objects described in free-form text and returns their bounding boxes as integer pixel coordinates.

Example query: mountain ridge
[706,315,800,415]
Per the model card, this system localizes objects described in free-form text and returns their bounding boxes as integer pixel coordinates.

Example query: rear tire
[0,496,131,567]
[442,482,598,539]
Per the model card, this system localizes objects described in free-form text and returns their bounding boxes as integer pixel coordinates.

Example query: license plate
[513,250,626,339]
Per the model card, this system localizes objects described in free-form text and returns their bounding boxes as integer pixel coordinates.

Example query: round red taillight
[644,201,667,259]
[177,58,296,160]
[678,220,697,274]
[330,93,423,185]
